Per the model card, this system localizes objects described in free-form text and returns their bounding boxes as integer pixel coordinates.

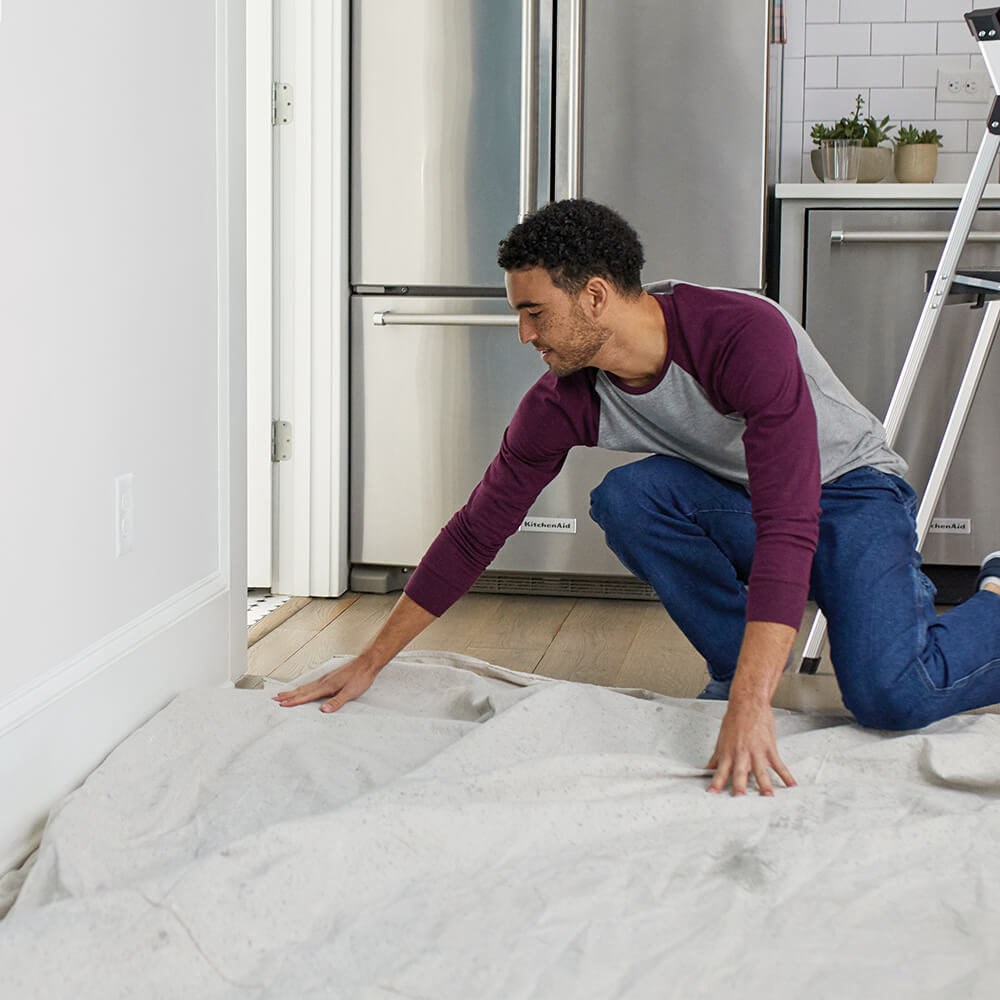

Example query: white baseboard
[0,587,236,876]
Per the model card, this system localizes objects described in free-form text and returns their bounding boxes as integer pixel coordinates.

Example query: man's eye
[527,311,542,318]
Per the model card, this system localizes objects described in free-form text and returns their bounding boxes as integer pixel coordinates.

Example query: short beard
[545,301,613,377]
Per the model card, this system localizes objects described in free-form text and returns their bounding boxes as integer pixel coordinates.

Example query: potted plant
[810,94,895,183]
[894,124,943,183]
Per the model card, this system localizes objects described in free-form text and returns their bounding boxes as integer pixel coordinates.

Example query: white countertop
[776,183,1000,199]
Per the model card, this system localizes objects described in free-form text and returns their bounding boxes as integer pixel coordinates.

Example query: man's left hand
[707,697,796,796]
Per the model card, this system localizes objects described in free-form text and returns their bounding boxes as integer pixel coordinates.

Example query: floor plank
[534,598,652,685]
[250,594,389,682]
[402,593,504,652]
[248,596,314,648]
[463,594,576,653]
[612,606,707,699]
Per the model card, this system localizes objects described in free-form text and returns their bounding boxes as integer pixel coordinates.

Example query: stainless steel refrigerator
[350,0,778,597]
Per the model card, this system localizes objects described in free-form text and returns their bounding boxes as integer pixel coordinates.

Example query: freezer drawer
[804,208,1000,565]
[350,295,642,578]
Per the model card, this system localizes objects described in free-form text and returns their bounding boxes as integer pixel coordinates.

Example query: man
[275,199,1000,796]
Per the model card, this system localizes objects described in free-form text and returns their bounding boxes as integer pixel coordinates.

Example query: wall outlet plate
[114,473,134,557]
[937,69,992,103]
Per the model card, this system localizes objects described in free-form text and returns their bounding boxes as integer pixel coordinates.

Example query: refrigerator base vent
[470,572,659,602]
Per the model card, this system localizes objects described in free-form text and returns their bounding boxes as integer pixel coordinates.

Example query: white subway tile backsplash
[838,55,903,88]
[937,22,980,55]
[905,0,974,23]
[805,88,870,122]
[806,56,838,88]
[781,123,806,182]
[806,23,871,56]
[785,0,807,59]
[841,0,903,24]
[870,87,936,120]
[783,59,806,122]
[903,54,971,87]
[806,0,840,24]
[800,152,814,183]
[934,99,994,120]
[967,119,988,152]
[815,0,847,26]
[780,0,988,179]
[871,22,937,55]
[935,151,976,182]
[905,119,967,151]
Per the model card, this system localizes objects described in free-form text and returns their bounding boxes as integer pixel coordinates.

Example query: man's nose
[518,319,535,345]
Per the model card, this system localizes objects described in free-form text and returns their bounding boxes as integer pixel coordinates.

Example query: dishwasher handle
[373,312,519,327]
[831,229,1000,244]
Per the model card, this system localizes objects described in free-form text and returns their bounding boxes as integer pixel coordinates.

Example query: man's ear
[580,276,611,318]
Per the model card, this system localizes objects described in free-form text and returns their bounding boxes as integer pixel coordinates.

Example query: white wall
[781,0,993,182]
[0,0,247,872]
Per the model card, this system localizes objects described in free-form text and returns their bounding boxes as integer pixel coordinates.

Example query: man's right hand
[272,656,380,713]
[271,593,438,714]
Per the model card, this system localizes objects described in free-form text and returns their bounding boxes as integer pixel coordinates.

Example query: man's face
[504,267,612,378]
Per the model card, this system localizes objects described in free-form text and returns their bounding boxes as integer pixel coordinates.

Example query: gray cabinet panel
[805,208,1000,565]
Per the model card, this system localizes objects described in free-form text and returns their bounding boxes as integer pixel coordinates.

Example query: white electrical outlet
[937,70,991,103]
[114,473,134,557]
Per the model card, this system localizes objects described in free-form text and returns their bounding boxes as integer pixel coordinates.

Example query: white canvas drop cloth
[2,651,1000,999]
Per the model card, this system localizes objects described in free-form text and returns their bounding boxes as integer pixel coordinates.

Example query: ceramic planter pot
[810,148,824,181]
[858,146,892,183]
[894,144,938,183]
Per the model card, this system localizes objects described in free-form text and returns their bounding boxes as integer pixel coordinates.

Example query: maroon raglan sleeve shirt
[404,282,905,630]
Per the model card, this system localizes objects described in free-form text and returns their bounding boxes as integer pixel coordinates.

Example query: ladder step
[924,269,1000,305]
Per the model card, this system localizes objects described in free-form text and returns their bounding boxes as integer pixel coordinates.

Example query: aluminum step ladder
[797,6,1000,674]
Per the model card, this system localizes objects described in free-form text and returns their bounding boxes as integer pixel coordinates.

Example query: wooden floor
[244,591,850,715]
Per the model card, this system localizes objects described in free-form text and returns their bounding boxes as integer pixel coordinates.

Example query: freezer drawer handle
[519,0,540,221]
[373,312,519,327]
[831,229,1000,244]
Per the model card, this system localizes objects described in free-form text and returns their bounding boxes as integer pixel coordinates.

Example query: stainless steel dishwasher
[804,207,1000,571]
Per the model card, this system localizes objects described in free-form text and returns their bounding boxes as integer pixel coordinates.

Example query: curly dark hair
[497,199,645,298]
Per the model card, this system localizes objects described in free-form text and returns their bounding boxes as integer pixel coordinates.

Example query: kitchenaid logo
[518,516,577,534]
[929,517,971,534]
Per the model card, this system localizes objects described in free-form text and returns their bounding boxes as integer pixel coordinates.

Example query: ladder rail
[796,16,1000,674]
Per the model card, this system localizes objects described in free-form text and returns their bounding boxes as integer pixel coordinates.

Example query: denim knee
[841,673,931,732]
[589,464,637,534]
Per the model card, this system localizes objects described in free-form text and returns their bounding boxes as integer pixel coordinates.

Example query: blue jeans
[589,456,1000,730]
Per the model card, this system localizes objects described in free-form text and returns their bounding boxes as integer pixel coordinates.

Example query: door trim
[272,0,350,597]
[246,0,274,587]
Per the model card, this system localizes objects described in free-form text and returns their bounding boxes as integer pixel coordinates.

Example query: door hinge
[272,82,293,126]
[272,420,293,462]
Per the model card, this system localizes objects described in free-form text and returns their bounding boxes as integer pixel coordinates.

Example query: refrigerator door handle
[566,0,584,199]
[373,312,519,327]
[519,0,540,221]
